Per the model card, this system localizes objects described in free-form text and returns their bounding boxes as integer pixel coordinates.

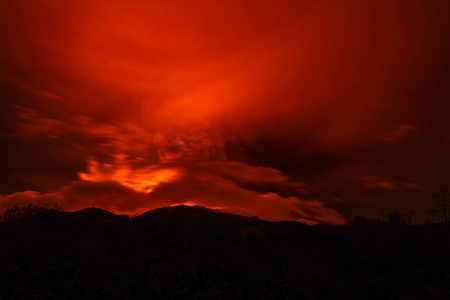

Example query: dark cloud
[0,134,85,193]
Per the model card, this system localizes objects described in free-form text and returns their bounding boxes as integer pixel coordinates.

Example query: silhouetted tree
[1,202,64,223]
[406,210,415,225]
[432,189,450,222]
[427,208,439,223]
[346,215,383,228]
[382,211,407,225]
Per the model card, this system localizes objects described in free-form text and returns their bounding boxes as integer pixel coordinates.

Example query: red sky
[1,0,449,223]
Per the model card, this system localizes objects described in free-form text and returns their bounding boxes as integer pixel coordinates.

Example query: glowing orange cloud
[78,156,181,193]
[0,158,346,224]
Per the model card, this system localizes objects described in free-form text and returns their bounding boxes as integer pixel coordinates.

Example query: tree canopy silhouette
[0,202,64,223]
[430,189,450,222]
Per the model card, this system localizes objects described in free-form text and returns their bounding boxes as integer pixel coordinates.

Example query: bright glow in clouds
[0,158,345,224]
[78,156,181,193]
[0,106,345,223]
[0,0,449,223]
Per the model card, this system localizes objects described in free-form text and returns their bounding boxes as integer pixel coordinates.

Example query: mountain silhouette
[71,207,128,222]
[0,205,449,299]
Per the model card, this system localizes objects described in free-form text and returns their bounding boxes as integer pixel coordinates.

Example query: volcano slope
[0,205,449,299]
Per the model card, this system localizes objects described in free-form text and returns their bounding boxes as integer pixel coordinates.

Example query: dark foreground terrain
[0,206,449,299]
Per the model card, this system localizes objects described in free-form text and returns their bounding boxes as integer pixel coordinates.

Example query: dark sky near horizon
[1,0,449,224]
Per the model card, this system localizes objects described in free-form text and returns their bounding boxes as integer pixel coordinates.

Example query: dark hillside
[0,206,449,299]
